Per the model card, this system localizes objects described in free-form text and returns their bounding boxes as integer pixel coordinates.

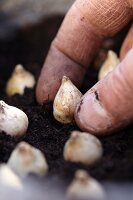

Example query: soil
[0,15,133,186]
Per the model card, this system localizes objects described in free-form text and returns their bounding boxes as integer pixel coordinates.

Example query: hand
[36,0,133,135]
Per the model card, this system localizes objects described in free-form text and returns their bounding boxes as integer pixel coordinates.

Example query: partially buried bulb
[0,101,28,137]
[98,50,120,80]
[67,170,106,200]
[53,76,82,124]
[64,131,103,165]
[6,64,35,96]
[0,164,22,190]
[8,141,48,176]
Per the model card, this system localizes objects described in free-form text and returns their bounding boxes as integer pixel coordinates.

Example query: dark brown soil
[0,16,133,185]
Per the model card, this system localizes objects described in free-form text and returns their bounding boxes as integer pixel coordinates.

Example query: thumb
[75,48,133,136]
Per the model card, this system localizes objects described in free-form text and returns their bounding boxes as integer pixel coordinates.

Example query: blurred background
[0,0,73,83]
[0,0,74,38]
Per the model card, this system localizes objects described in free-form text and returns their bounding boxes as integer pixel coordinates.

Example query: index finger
[36,0,132,104]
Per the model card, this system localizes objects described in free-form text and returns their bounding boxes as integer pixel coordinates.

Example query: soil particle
[94,91,99,101]
[77,99,83,113]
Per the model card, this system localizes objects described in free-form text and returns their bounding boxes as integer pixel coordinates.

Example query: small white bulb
[64,131,103,165]
[0,101,28,137]
[0,164,22,190]
[6,64,36,96]
[8,142,48,176]
[53,76,82,124]
[67,170,105,200]
[98,50,120,80]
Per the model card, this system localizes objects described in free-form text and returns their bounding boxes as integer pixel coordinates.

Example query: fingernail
[75,88,113,135]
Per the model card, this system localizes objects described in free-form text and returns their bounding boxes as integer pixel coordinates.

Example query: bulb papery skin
[67,170,106,200]
[8,142,48,176]
[0,101,29,137]
[53,76,82,124]
[6,64,36,96]
[98,50,120,80]
[64,131,103,165]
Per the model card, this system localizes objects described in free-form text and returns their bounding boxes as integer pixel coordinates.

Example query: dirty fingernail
[75,89,112,135]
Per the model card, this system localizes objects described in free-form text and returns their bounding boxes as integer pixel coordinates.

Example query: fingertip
[35,78,45,105]
[36,45,86,104]
[74,90,113,136]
